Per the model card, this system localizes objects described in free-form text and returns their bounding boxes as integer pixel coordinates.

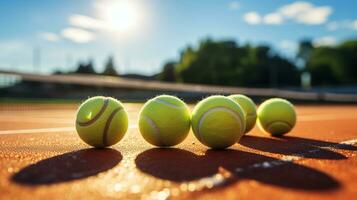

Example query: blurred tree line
[73,56,119,76]
[69,38,357,88]
[299,40,357,86]
[158,38,357,88]
[158,39,299,87]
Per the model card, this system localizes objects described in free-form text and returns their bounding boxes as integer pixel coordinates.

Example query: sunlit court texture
[0,0,357,200]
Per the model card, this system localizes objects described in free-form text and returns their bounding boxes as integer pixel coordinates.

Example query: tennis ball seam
[76,98,109,126]
[142,115,163,146]
[154,99,186,110]
[265,121,293,135]
[265,120,293,129]
[102,107,124,146]
[197,106,244,142]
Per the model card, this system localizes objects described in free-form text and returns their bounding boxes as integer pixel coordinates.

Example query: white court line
[0,124,138,135]
[0,117,73,124]
[0,127,75,135]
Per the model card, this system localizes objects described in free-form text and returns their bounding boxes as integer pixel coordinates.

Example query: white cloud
[313,36,337,47]
[278,1,332,25]
[244,1,332,26]
[228,1,241,11]
[61,28,95,43]
[69,14,108,30]
[68,13,137,32]
[39,15,104,44]
[243,12,261,25]
[327,20,357,31]
[279,1,312,18]
[263,13,284,25]
[279,40,298,51]
[39,32,60,42]
[352,20,357,30]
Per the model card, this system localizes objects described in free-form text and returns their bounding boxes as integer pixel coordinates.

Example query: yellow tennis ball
[257,98,296,136]
[228,94,257,134]
[138,95,191,147]
[191,95,246,149]
[75,96,129,147]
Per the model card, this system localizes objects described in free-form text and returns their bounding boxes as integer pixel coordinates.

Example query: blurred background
[1,0,357,103]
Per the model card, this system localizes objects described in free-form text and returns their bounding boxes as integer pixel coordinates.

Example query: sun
[97,0,141,32]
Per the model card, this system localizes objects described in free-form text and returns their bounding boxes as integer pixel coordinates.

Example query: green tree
[157,61,177,82]
[338,40,357,83]
[306,47,339,85]
[75,60,96,74]
[102,56,118,76]
[174,39,300,87]
[297,40,314,67]
[306,39,357,86]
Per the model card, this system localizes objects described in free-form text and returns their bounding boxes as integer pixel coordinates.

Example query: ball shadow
[285,136,357,151]
[12,148,122,185]
[237,161,340,190]
[135,148,212,182]
[136,148,340,191]
[239,135,349,160]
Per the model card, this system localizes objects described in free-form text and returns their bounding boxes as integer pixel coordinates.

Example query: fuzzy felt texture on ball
[75,96,128,147]
[138,95,191,147]
[228,94,257,134]
[257,98,296,136]
[191,95,246,149]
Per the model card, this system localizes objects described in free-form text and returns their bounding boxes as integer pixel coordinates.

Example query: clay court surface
[0,103,357,200]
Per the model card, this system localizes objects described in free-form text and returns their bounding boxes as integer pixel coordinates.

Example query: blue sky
[0,0,356,75]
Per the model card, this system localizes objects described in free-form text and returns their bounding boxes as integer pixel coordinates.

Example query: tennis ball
[257,98,296,136]
[75,96,128,147]
[191,95,246,149]
[228,94,257,134]
[138,95,191,147]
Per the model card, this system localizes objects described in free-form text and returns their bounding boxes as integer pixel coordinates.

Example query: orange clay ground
[0,103,356,200]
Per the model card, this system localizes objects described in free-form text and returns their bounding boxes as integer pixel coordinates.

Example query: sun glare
[97,0,141,32]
